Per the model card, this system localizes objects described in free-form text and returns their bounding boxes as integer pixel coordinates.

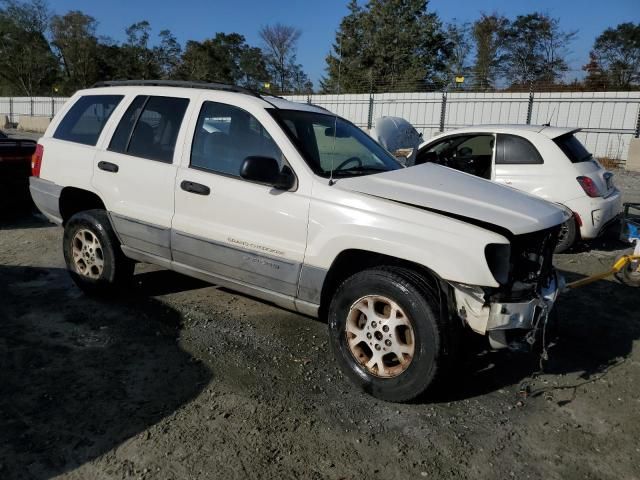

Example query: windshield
[270,109,402,178]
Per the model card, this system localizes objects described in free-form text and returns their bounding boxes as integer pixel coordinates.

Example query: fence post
[439,92,447,132]
[367,94,374,130]
[30,97,33,116]
[635,104,640,138]
[526,91,534,125]
[9,97,13,124]
[51,97,55,118]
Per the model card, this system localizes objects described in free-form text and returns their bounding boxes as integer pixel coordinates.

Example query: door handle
[98,161,119,173]
[180,180,210,196]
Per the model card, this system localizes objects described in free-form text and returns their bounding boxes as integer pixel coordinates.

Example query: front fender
[305,189,508,288]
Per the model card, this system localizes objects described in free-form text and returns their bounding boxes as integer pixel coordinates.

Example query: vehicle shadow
[570,221,630,253]
[0,265,212,480]
[432,268,639,404]
[130,268,211,297]
[0,203,49,230]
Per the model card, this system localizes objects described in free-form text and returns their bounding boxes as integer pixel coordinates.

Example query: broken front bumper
[450,271,562,349]
[486,273,561,331]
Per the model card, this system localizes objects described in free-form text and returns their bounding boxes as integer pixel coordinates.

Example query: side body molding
[109,213,171,259]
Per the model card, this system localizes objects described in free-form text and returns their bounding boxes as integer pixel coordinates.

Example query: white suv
[30,81,568,402]
[414,125,623,252]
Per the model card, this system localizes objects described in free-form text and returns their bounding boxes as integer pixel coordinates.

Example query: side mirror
[415,151,438,166]
[240,156,295,190]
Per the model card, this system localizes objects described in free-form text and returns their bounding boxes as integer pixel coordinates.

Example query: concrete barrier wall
[627,139,640,173]
[17,115,51,133]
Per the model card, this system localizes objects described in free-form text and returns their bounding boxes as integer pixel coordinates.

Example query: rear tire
[328,266,454,402]
[63,209,134,295]
[555,216,577,253]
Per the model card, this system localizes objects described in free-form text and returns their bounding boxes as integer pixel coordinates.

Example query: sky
[49,0,640,86]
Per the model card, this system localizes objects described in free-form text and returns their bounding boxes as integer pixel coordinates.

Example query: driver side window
[419,134,494,179]
[190,101,284,177]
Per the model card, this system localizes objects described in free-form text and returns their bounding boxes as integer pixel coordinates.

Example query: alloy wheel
[71,229,104,279]
[345,295,415,378]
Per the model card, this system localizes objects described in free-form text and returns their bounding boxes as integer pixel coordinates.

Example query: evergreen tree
[0,0,57,95]
[50,10,100,93]
[471,13,507,90]
[322,0,449,93]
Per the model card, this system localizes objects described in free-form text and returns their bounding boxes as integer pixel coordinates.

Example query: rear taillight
[576,176,601,198]
[31,144,44,177]
[573,211,583,227]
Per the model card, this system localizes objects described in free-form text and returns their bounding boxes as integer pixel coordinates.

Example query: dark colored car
[0,130,37,205]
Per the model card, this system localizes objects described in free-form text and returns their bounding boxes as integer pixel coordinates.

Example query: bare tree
[259,23,301,92]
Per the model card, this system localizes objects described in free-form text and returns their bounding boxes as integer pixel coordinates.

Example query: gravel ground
[1,171,639,480]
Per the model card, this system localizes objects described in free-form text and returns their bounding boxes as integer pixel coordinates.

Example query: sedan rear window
[554,134,592,163]
[54,95,123,146]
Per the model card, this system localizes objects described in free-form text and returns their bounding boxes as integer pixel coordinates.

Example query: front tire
[63,209,133,295]
[555,216,577,253]
[328,267,453,402]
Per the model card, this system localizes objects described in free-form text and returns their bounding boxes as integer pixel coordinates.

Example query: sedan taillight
[31,144,44,177]
[576,176,601,198]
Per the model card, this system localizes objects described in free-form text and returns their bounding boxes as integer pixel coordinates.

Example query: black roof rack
[91,79,262,98]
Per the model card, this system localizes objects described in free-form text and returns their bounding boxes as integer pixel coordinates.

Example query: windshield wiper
[332,166,389,177]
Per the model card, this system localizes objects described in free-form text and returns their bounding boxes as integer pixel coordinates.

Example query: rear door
[92,94,193,259]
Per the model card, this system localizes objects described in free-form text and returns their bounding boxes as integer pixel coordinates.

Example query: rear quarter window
[53,95,123,146]
[496,134,543,165]
[554,134,592,163]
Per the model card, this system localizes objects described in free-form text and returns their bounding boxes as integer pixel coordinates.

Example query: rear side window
[554,134,592,163]
[108,95,147,153]
[54,95,123,146]
[108,95,189,163]
[496,134,543,165]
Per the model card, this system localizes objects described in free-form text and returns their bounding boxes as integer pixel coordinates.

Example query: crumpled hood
[335,163,569,236]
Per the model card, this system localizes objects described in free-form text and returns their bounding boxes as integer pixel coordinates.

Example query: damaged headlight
[485,243,511,285]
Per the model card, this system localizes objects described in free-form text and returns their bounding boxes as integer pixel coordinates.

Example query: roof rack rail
[91,79,262,98]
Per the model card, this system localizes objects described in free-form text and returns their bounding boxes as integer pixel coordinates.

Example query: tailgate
[553,133,615,197]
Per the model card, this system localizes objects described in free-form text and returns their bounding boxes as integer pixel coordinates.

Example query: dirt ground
[1,173,640,480]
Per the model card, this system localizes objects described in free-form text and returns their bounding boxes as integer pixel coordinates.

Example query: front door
[171,99,310,299]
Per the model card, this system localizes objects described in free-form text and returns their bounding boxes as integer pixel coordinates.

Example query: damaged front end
[450,226,563,350]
